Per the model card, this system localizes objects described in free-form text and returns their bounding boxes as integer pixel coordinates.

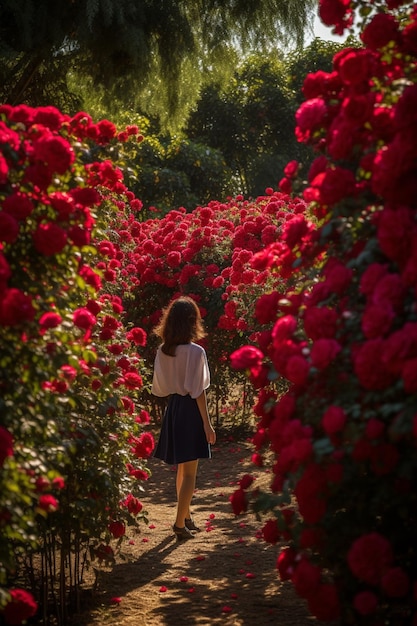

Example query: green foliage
[0,0,316,121]
[186,39,356,196]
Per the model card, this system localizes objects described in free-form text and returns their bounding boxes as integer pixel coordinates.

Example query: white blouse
[151,342,210,399]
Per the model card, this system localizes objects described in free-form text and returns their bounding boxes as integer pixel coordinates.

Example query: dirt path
[75,439,329,626]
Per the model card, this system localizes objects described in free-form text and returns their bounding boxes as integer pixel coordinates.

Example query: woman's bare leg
[174,460,198,528]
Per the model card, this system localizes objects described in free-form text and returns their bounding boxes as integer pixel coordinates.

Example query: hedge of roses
[231,0,417,624]
[0,105,152,624]
[97,188,308,422]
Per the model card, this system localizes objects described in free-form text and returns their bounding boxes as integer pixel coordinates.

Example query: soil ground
[74,438,336,626]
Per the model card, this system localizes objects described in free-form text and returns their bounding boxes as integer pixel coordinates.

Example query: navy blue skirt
[153,394,211,465]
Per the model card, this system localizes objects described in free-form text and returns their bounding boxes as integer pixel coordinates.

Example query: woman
[151,296,216,541]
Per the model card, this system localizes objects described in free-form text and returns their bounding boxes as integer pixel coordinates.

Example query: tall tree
[0,0,316,122]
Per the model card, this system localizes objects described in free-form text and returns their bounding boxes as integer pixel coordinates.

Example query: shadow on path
[74,440,336,626]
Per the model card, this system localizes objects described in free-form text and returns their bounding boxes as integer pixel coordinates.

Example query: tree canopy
[0,0,316,121]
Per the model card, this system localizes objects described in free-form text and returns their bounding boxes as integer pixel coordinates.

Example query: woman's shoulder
[177,342,206,355]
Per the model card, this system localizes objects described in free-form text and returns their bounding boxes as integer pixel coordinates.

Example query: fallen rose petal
[180,576,189,582]
[209,513,215,519]
[188,587,196,593]
[110,597,121,604]
[142,538,149,543]
[231,593,238,599]
[196,555,205,561]
[222,606,233,613]
[149,524,156,529]
[159,586,167,592]
[246,572,256,579]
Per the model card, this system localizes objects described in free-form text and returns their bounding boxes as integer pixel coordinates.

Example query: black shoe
[173,524,195,541]
[185,518,201,533]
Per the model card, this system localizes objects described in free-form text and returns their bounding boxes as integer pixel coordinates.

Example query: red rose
[284,160,299,178]
[96,119,117,143]
[68,225,91,247]
[73,308,96,330]
[303,306,338,340]
[354,339,395,390]
[310,338,341,370]
[229,488,247,515]
[69,186,101,207]
[130,432,154,458]
[230,345,263,370]
[239,474,254,490]
[167,250,182,268]
[361,13,400,50]
[109,520,126,538]
[282,215,310,248]
[34,135,75,174]
[377,206,415,266]
[95,543,114,562]
[262,519,280,544]
[272,315,297,344]
[310,166,356,206]
[381,567,410,598]
[360,263,388,296]
[382,323,417,376]
[361,303,394,339]
[254,291,280,324]
[135,410,150,425]
[285,355,309,386]
[123,494,143,515]
[126,464,149,481]
[402,243,417,287]
[38,494,58,512]
[319,0,352,33]
[327,120,355,160]
[2,191,34,219]
[365,418,385,440]
[353,591,378,616]
[39,312,62,330]
[33,222,67,256]
[322,405,346,435]
[372,135,417,205]
[0,153,8,183]
[402,358,417,393]
[0,288,36,326]
[0,212,19,244]
[403,20,417,55]
[307,583,340,621]
[323,259,353,296]
[294,464,328,524]
[0,425,13,466]
[123,372,143,389]
[3,588,37,625]
[33,105,66,130]
[347,532,393,585]
[291,556,321,599]
[295,98,327,139]
[338,49,376,85]
[276,547,297,581]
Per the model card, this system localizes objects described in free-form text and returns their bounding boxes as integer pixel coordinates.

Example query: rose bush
[107,189,307,423]
[231,0,417,623]
[0,105,151,624]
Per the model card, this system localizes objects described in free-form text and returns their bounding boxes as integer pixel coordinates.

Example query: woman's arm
[195,390,216,444]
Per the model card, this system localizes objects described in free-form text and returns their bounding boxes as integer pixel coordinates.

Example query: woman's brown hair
[153,296,206,356]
